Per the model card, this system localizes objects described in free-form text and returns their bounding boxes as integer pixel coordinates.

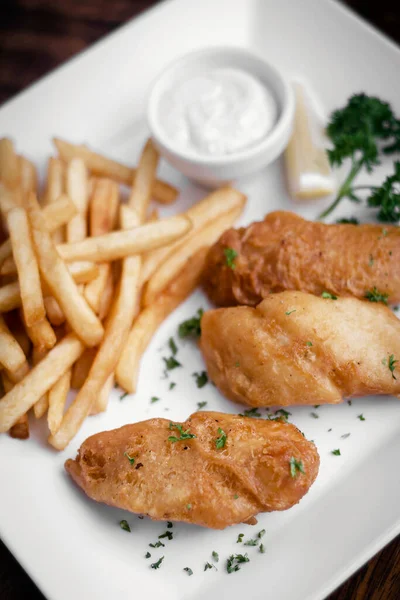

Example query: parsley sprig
[178,309,204,339]
[319,94,400,221]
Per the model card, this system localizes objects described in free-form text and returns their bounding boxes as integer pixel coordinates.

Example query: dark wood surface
[1,1,400,598]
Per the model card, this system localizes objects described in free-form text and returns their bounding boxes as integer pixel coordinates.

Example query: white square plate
[1,1,400,599]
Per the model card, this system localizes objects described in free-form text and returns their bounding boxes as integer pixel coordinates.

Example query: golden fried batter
[65,411,319,529]
[200,291,400,407]
[203,211,400,306]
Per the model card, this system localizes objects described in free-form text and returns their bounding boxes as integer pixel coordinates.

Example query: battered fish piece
[65,411,319,529]
[200,291,400,407]
[203,211,400,306]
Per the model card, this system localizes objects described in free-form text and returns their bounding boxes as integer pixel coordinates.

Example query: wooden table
[1,1,400,598]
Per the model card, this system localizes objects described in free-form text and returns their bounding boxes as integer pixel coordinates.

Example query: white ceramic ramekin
[147,47,295,187]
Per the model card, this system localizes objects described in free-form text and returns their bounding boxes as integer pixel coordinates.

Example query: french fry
[18,156,37,196]
[7,206,45,326]
[44,157,65,244]
[71,348,96,389]
[48,370,71,436]
[53,138,178,204]
[143,202,245,306]
[0,315,26,373]
[26,192,104,347]
[0,282,20,312]
[44,296,65,326]
[0,182,17,214]
[0,139,19,190]
[91,373,114,415]
[116,248,207,393]
[68,261,99,284]
[57,214,192,262]
[49,206,142,450]
[0,194,77,270]
[84,179,119,313]
[32,346,49,418]
[23,316,57,351]
[8,315,31,357]
[141,187,246,284]
[128,139,159,221]
[2,372,30,439]
[98,269,114,321]
[66,158,89,243]
[0,333,84,433]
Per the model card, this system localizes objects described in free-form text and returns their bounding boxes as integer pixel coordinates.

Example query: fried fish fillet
[203,211,400,306]
[200,291,400,407]
[65,411,319,529]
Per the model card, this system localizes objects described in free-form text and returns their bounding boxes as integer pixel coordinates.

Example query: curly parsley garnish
[226,553,250,573]
[289,457,305,478]
[178,309,204,339]
[215,427,227,449]
[365,287,389,304]
[224,247,238,270]
[319,94,400,220]
[193,371,208,388]
[168,422,196,443]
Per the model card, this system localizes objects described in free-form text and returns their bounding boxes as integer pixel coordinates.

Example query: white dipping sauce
[158,68,277,157]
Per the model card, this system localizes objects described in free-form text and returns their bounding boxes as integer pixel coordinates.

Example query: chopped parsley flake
[244,539,259,546]
[119,520,131,532]
[322,291,338,300]
[168,422,196,443]
[151,396,160,403]
[212,551,219,562]
[237,533,244,543]
[259,544,266,553]
[240,407,262,418]
[178,309,204,339]
[169,382,176,390]
[167,521,173,528]
[235,361,240,367]
[204,562,216,571]
[168,337,178,355]
[187,504,192,510]
[314,405,320,408]
[285,309,296,315]
[150,556,164,569]
[364,287,389,305]
[332,449,341,456]
[306,341,313,347]
[163,356,181,370]
[158,531,173,540]
[124,452,135,465]
[120,392,128,401]
[193,371,208,388]
[197,401,208,410]
[145,552,151,559]
[227,553,250,574]
[311,412,319,419]
[357,414,365,421]
[258,529,266,538]
[336,217,359,224]
[234,494,239,499]
[149,541,165,548]
[369,254,374,266]
[389,354,398,379]
[183,567,193,576]
[224,247,238,270]
[215,427,227,449]
[341,433,351,439]
[289,457,305,478]
[273,408,291,422]
[348,400,352,406]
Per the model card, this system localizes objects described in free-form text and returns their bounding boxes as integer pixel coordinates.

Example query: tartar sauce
[158,68,277,157]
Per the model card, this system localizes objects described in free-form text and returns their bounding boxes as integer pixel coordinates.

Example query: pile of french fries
[0,137,246,450]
